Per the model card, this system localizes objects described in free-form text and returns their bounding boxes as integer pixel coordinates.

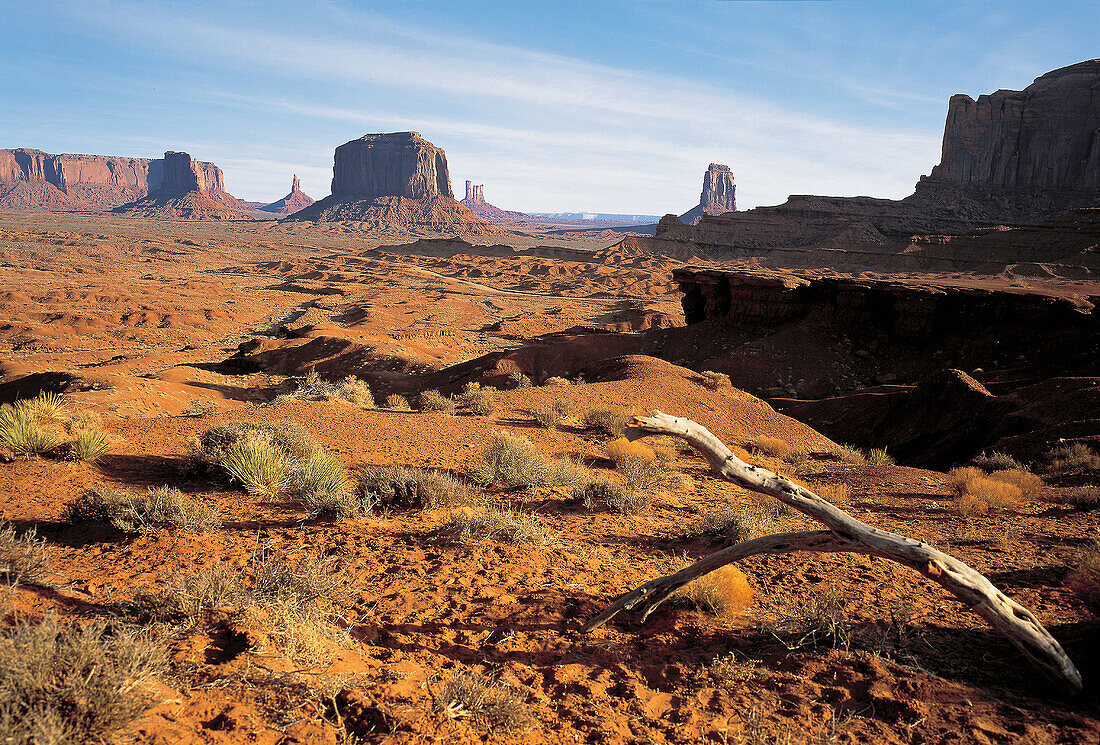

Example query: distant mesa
[113,151,254,220]
[287,132,507,235]
[0,147,249,214]
[460,180,526,220]
[679,163,736,225]
[260,174,315,215]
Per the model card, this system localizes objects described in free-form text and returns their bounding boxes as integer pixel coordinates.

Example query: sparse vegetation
[543,376,570,387]
[0,616,168,745]
[1068,543,1100,615]
[384,393,411,410]
[698,370,732,390]
[442,506,557,545]
[864,447,895,466]
[459,383,497,416]
[947,466,1022,511]
[507,370,533,389]
[1056,486,1100,510]
[64,486,221,533]
[604,437,655,464]
[811,482,851,506]
[686,506,774,543]
[582,406,632,437]
[431,670,528,733]
[616,453,672,493]
[338,376,375,407]
[180,398,218,417]
[576,479,650,512]
[531,397,571,428]
[468,433,552,488]
[0,524,49,587]
[675,565,753,616]
[1048,442,1100,475]
[419,389,456,413]
[768,585,853,649]
[65,428,110,462]
[971,450,1026,472]
[284,369,375,408]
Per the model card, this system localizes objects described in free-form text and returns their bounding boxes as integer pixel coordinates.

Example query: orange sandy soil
[1,210,1099,744]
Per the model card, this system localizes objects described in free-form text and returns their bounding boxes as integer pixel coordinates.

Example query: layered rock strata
[113,151,253,220]
[680,163,736,224]
[460,179,526,220]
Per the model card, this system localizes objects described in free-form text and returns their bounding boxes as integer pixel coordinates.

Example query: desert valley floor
[1,210,1099,744]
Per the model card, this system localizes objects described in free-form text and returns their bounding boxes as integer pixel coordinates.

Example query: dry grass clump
[698,370,732,390]
[0,616,167,745]
[748,435,793,459]
[543,376,570,387]
[1057,486,1100,510]
[359,465,480,511]
[987,468,1044,498]
[337,376,375,407]
[1048,442,1100,475]
[582,406,632,437]
[864,448,895,466]
[181,398,218,417]
[286,370,375,408]
[419,389,456,414]
[769,585,852,649]
[676,565,753,616]
[1068,543,1100,615]
[459,383,497,416]
[431,670,528,733]
[617,453,673,493]
[575,479,650,513]
[531,397,571,428]
[384,393,411,411]
[604,437,655,464]
[0,525,49,587]
[63,486,221,534]
[811,482,851,506]
[971,450,1026,472]
[442,506,557,545]
[947,466,1022,512]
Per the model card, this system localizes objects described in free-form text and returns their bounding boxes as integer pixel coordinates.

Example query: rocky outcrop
[460,179,526,220]
[289,133,507,236]
[113,151,253,220]
[648,61,1100,261]
[0,148,238,211]
[260,174,315,215]
[680,164,736,224]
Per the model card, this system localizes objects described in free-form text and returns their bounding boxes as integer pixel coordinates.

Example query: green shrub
[220,437,290,494]
[291,449,349,500]
[66,429,109,462]
[469,433,550,488]
[865,448,895,466]
[0,403,62,456]
[581,406,632,437]
[419,389,456,414]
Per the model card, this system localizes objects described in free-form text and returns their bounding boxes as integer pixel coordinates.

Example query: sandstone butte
[260,174,315,215]
[679,163,737,225]
[0,147,248,212]
[287,132,509,236]
[112,151,254,220]
[460,179,527,220]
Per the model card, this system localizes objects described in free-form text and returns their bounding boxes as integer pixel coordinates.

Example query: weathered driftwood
[583,411,1082,693]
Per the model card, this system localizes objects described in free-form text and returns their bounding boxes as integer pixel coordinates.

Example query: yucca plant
[0,404,62,456]
[67,429,110,462]
[221,438,290,494]
[292,449,350,498]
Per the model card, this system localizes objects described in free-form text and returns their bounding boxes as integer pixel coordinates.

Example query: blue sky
[2,1,1097,213]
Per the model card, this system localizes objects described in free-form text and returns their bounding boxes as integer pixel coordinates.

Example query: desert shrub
[686,507,774,543]
[575,479,650,512]
[531,397,571,428]
[181,398,218,417]
[824,443,867,464]
[193,421,317,465]
[442,506,557,545]
[469,433,550,488]
[1068,544,1100,615]
[290,449,349,500]
[23,392,66,423]
[431,670,528,733]
[988,468,1044,498]
[507,371,533,389]
[459,383,497,415]
[221,436,290,494]
[949,469,1022,511]
[708,652,763,685]
[545,456,592,490]
[66,428,109,462]
[955,491,990,516]
[971,450,1026,472]
[338,376,374,407]
[419,389,456,414]
[64,486,221,534]
[604,437,655,464]
[676,565,753,616]
[0,402,63,456]
[769,585,852,649]
[864,447,895,466]
[699,370,732,391]
[133,562,243,622]
[582,406,632,437]
[359,465,479,511]
[748,436,793,459]
[384,394,411,411]
[947,466,984,492]
[0,616,168,745]
[1049,442,1100,474]
[617,453,673,493]
[543,376,570,387]
[0,525,49,587]
[290,369,339,400]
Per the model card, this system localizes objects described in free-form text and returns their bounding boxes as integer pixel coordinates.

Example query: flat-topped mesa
[680,163,736,225]
[156,151,206,195]
[113,150,252,220]
[927,60,1100,192]
[330,131,453,200]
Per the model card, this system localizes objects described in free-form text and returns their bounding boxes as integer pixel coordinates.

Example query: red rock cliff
[330,132,452,200]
